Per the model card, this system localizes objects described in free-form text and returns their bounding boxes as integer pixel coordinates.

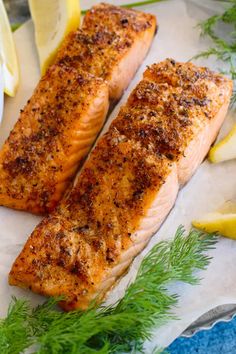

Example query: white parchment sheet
[0,0,236,350]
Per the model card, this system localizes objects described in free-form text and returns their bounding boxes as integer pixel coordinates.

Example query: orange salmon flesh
[9,59,232,310]
[0,3,156,214]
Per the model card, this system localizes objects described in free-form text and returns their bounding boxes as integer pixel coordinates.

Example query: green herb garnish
[81,0,165,15]
[193,0,236,105]
[11,23,21,32]
[0,226,216,354]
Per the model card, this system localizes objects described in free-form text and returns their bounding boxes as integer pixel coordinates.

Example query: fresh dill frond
[193,1,236,105]
[0,227,217,354]
[0,297,32,354]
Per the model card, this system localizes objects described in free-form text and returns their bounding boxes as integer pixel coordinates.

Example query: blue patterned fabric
[167,317,236,353]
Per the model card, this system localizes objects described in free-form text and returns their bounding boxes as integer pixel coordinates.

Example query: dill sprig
[0,298,32,354]
[0,227,217,354]
[81,0,165,15]
[193,0,236,105]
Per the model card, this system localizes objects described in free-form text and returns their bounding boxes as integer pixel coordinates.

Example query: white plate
[1,0,236,350]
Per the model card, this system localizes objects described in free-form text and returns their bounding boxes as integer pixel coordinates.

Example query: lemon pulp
[209,124,236,163]
[192,201,236,239]
[0,0,19,96]
[29,0,81,75]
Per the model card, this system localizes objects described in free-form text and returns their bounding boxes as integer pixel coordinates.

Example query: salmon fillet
[114,59,232,184]
[0,65,109,214]
[55,3,157,100]
[0,4,156,214]
[9,59,232,310]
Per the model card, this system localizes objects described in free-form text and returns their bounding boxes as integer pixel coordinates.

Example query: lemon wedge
[192,202,236,239]
[0,0,19,96]
[29,0,81,75]
[209,124,236,163]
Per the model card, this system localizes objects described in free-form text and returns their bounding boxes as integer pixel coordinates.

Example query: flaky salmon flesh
[9,59,232,310]
[0,3,156,214]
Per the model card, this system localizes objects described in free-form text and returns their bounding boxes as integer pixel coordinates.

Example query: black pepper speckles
[3,156,33,178]
[112,60,232,165]
[54,4,156,87]
[0,64,108,214]
[83,3,154,34]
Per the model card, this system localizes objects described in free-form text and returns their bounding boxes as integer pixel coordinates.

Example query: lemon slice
[209,124,236,163]
[0,0,19,96]
[192,202,236,239]
[29,0,81,75]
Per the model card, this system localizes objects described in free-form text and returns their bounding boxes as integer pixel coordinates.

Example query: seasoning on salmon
[0,3,156,214]
[9,59,232,310]
[55,3,157,100]
[0,65,109,214]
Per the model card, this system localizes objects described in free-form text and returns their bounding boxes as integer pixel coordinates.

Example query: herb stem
[81,0,165,15]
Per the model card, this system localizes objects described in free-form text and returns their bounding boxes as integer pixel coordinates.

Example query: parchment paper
[1,0,236,350]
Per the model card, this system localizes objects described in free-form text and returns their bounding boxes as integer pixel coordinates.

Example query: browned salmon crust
[9,132,171,309]
[55,3,157,100]
[0,3,156,214]
[9,59,232,310]
[0,65,109,214]
[113,59,230,165]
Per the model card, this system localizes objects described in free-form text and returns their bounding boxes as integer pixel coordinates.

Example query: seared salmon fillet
[55,3,157,100]
[0,3,156,214]
[0,65,109,214]
[9,59,232,310]
[113,59,232,184]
